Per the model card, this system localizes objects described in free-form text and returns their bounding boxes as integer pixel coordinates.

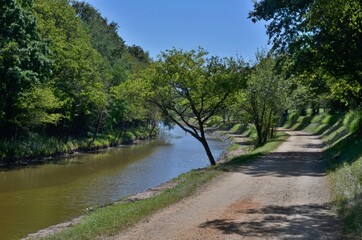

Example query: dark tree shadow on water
[199,203,347,239]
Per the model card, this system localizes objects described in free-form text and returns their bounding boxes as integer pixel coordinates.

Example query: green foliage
[18,86,63,128]
[0,0,52,136]
[284,111,342,136]
[205,116,223,127]
[238,53,289,146]
[0,0,153,160]
[325,129,362,236]
[33,0,108,140]
[137,48,246,165]
[330,159,362,235]
[343,109,362,133]
[229,123,242,134]
[0,127,153,163]
[72,1,125,65]
[250,0,362,106]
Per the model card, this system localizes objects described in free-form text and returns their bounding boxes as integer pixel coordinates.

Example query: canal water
[0,127,228,239]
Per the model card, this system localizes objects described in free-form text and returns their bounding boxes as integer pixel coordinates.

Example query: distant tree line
[0,0,152,154]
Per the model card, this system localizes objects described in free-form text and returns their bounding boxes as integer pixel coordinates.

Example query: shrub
[343,109,362,133]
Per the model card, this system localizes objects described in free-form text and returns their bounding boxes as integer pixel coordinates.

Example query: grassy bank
[284,109,362,237]
[37,125,287,240]
[0,128,157,166]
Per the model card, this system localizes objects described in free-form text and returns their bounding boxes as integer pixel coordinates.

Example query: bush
[206,116,223,127]
[343,109,362,133]
[286,112,299,126]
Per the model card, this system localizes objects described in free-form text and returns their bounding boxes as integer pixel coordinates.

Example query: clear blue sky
[83,0,269,61]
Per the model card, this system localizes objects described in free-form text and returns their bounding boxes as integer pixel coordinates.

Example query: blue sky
[83,0,269,61]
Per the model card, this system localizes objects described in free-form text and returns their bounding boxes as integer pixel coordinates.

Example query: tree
[110,75,160,143]
[138,48,244,165]
[72,1,125,66]
[0,0,52,138]
[17,86,63,130]
[34,0,107,140]
[249,0,362,106]
[71,1,151,142]
[238,54,288,146]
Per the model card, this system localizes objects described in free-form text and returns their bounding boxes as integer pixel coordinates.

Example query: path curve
[109,130,342,240]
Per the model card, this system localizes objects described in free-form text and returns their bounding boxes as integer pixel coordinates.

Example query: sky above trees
[83,0,269,61]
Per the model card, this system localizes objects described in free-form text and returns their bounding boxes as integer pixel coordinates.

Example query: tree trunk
[122,122,129,143]
[264,109,273,143]
[65,102,77,143]
[12,126,18,149]
[200,137,216,165]
[91,110,103,144]
[149,122,156,138]
[313,103,320,115]
[255,123,263,146]
[65,117,74,144]
[270,126,275,139]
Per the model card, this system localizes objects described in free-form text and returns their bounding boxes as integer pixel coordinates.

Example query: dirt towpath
[109,130,343,240]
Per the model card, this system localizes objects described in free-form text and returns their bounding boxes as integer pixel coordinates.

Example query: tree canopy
[0,0,52,137]
[129,48,245,165]
[0,0,151,153]
[250,0,362,106]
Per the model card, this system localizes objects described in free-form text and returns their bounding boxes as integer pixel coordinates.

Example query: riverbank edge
[25,129,288,240]
[0,129,158,169]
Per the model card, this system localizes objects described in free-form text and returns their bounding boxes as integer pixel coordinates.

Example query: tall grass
[325,132,362,237]
[0,128,157,165]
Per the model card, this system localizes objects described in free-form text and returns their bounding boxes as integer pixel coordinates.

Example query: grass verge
[39,127,288,240]
[221,131,288,168]
[40,169,219,240]
[327,132,362,237]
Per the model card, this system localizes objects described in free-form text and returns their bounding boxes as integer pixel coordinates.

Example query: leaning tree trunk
[199,124,216,165]
[200,137,216,165]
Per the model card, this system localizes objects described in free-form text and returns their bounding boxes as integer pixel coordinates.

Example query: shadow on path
[222,151,326,178]
[220,131,329,177]
[199,203,345,239]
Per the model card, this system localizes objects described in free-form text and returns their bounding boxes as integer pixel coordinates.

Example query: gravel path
[109,130,343,240]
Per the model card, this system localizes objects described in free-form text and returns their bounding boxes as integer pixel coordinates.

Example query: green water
[0,127,227,239]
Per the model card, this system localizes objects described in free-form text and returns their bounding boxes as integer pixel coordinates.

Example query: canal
[0,127,228,239]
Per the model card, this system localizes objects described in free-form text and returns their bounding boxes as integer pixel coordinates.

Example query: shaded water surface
[0,127,228,239]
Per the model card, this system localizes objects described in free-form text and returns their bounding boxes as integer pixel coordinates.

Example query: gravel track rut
[110,130,343,240]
